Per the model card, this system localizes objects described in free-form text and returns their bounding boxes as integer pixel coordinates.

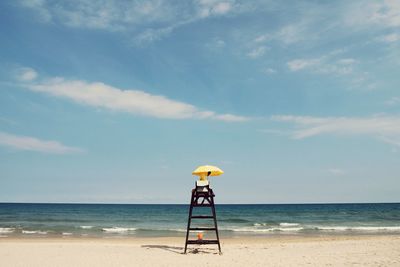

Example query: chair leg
[184,191,195,254]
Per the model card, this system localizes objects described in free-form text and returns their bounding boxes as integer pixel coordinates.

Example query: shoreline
[1,233,399,242]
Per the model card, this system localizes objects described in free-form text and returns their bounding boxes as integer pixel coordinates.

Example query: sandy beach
[1,235,399,267]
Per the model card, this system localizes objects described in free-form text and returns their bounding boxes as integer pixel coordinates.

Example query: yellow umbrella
[192,165,224,180]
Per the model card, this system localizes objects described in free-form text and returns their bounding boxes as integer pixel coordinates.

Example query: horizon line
[0,201,399,205]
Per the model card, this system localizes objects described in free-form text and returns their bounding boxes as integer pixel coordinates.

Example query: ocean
[0,203,399,238]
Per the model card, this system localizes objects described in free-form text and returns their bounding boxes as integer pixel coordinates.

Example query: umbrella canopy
[192,165,224,177]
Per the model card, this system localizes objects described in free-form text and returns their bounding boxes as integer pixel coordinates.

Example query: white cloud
[134,26,174,44]
[16,67,38,81]
[197,1,233,18]
[21,0,175,31]
[247,46,267,59]
[385,97,400,106]
[213,113,247,122]
[328,168,346,175]
[337,58,356,65]
[0,131,83,154]
[20,0,236,43]
[277,24,307,45]
[254,34,269,43]
[205,38,226,49]
[377,33,400,43]
[271,115,400,146]
[287,52,357,76]
[287,58,320,71]
[346,0,400,28]
[263,68,276,74]
[21,69,247,122]
[20,0,52,22]
[212,2,232,15]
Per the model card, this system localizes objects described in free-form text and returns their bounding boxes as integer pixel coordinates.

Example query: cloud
[16,67,38,81]
[287,51,357,76]
[287,58,320,71]
[328,168,346,175]
[198,1,232,17]
[385,97,400,106]
[253,34,269,43]
[19,0,52,22]
[271,115,400,146]
[20,0,173,31]
[206,38,226,49]
[377,33,400,43]
[247,46,267,59]
[263,68,276,75]
[0,131,83,154]
[276,24,308,45]
[19,0,236,43]
[345,1,400,29]
[20,69,248,122]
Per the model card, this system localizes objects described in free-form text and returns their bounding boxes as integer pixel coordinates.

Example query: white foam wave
[231,227,303,232]
[0,227,14,233]
[22,230,47,235]
[102,227,137,233]
[80,225,93,229]
[252,222,301,228]
[280,223,300,227]
[232,225,400,233]
[62,232,73,236]
[316,226,400,231]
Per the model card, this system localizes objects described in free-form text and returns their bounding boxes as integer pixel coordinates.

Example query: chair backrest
[196,180,210,192]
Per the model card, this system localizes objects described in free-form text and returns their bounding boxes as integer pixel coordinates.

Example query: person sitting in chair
[196,171,211,192]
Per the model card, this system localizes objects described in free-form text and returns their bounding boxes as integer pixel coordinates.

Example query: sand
[1,235,399,266]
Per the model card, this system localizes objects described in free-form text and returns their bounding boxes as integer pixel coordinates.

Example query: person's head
[207,171,211,177]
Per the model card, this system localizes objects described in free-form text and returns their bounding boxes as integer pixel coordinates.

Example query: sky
[0,0,399,204]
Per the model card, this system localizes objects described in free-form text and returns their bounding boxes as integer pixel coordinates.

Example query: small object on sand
[197,232,203,240]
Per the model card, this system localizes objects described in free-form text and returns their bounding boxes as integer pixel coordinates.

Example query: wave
[102,227,137,233]
[22,230,47,235]
[229,225,400,233]
[62,232,73,236]
[280,223,300,227]
[231,227,303,232]
[0,227,15,233]
[253,222,300,227]
[79,225,94,229]
[315,226,400,231]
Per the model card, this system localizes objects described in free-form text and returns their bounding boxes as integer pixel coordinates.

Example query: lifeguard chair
[184,165,223,254]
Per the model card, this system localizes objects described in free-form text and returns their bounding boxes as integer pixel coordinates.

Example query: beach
[1,235,399,267]
[1,203,400,266]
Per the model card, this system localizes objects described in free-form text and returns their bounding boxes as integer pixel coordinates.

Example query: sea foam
[79,225,93,229]
[280,223,300,227]
[22,230,47,235]
[102,227,137,233]
[0,228,14,233]
[231,227,304,232]
[62,232,73,236]
[316,226,400,231]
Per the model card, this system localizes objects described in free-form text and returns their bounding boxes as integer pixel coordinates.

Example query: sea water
[0,203,399,238]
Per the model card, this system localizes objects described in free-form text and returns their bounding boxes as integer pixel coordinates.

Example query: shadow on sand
[141,245,220,255]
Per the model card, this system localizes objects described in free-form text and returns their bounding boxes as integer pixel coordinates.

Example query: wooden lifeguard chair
[184,166,223,254]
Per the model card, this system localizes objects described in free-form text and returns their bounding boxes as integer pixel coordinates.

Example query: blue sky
[0,0,399,204]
